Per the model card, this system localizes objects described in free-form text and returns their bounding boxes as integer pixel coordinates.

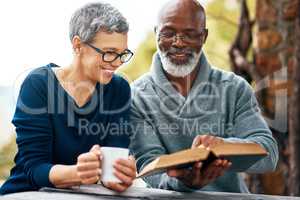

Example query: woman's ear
[72,36,81,54]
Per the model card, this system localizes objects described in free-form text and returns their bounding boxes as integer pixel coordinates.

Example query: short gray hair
[69,2,129,43]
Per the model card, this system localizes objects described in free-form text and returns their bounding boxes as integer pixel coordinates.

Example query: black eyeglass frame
[85,43,134,63]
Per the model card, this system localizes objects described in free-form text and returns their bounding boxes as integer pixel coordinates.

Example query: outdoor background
[1,0,299,196]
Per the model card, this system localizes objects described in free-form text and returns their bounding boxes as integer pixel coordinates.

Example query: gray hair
[69,2,129,43]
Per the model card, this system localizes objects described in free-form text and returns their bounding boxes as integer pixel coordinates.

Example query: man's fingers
[194,162,203,169]
[217,159,231,169]
[204,159,229,180]
[191,163,202,186]
[227,162,232,169]
[202,159,219,179]
[213,159,230,178]
[202,135,217,148]
[167,168,188,178]
[192,135,202,148]
[192,135,213,148]
[215,166,226,178]
[211,166,223,179]
[223,160,232,169]
[167,169,178,177]
[192,135,224,149]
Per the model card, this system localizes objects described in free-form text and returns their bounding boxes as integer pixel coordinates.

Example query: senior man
[129,0,278,193]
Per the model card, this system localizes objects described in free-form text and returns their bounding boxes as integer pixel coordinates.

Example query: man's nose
[172,35,187,48]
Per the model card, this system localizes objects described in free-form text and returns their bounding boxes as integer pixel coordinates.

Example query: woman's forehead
[89,32,128,53]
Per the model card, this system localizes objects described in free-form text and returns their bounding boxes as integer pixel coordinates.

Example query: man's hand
[192,134,224,149]
[167,135,231,189]
[167,159,231,189]
[76,145,102,185]
[102,156,136,193]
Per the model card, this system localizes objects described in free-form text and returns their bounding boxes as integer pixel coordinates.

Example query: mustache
[166,47,194,55]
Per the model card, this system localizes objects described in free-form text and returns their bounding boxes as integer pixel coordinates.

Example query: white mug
[100,147,129,183]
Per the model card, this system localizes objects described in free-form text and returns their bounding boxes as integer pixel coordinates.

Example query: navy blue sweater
[0,63,131,195]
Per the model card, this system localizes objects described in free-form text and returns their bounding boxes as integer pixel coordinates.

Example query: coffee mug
[100,147,129,183]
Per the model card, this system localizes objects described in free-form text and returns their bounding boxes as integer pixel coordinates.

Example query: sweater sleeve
[12,71,54,188]
[129,87,195,192]
[223,78,279,173]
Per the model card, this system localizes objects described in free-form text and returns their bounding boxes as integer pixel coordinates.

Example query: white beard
[157,46,202,77]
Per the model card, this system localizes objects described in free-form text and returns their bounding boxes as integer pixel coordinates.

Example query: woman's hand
[103,156,136,192]
[76,145,102,185]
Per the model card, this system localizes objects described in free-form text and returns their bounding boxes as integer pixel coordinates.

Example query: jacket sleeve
[12,72,54,188]
[223,78,279,173]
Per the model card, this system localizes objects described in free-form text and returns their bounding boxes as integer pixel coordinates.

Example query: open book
[137,142,268,178]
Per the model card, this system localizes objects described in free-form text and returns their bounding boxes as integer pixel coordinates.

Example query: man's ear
[72,35,81,54]
[203,28,208,44]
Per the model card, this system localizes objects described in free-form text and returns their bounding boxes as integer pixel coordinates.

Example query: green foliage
[0,134,17,180]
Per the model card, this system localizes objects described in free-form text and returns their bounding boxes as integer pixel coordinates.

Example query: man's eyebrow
[183,28,199,32]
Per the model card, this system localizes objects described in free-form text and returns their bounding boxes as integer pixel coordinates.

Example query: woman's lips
[101,67,115,77]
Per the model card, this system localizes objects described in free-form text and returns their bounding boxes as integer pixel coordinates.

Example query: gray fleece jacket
[129,52,278,193]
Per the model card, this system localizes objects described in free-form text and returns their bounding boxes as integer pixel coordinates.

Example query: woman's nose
[110,59,122,69]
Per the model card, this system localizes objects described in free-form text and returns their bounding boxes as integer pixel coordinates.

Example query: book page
[138,147,210,177]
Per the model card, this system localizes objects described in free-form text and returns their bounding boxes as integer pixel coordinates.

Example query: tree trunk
[288,0,300,195]
[255,0,298,196]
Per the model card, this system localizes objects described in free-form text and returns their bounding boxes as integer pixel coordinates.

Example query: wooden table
[1,185,300,200]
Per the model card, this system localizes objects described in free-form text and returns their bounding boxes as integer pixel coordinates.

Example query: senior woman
[0,2,136,195]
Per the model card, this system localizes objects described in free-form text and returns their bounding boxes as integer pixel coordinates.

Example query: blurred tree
[289,2,300,195]
[230,0,299,196]
[205,0,255,71]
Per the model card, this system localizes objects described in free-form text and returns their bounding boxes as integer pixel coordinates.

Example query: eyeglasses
[159,29,207,44]
[85,43,134,63]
